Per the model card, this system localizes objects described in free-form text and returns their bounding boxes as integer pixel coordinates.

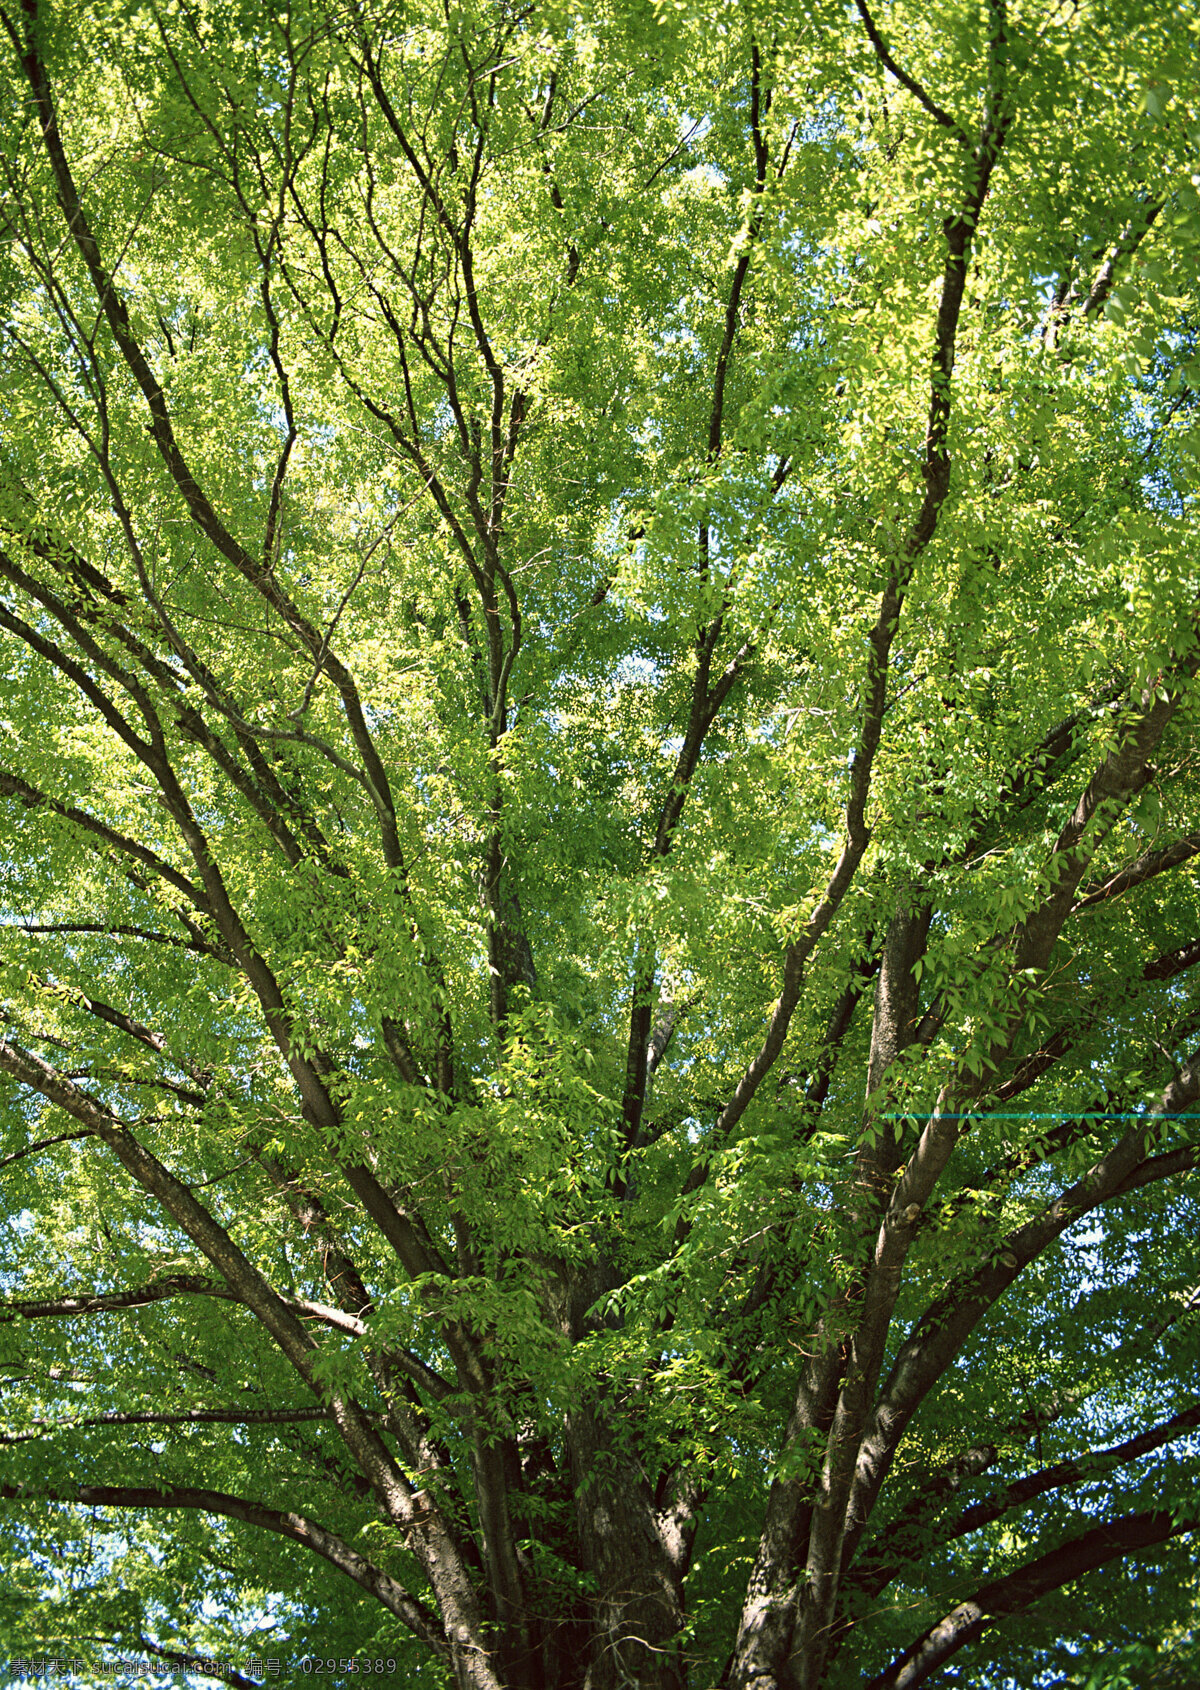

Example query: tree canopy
[1,0,1199,1684]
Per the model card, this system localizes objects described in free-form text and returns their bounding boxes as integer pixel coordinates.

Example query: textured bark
[570,1418,690,1690]
[865,897,932,1103]
[548,1264,695,1690]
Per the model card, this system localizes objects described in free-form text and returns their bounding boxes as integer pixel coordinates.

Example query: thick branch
[846,1049,1200,1568]
[730,26,1018,1678]
[0,1480,448,1657]
[0,768,208,910]
[851,1402,1200,1601]
[866,1510,1195,1690]
[0,1040,445,1548]
[836,671,1200,1582]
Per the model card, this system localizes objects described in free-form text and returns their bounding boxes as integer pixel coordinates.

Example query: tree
[0,0,1198,1682]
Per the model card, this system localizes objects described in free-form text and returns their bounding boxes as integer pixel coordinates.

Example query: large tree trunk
[549,1263,694,1690]
[570,1412,690,1690]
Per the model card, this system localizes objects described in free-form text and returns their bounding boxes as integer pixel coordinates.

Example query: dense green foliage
[1,0,1199,1685]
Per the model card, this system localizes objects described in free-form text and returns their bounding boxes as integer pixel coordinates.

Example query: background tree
[1,0,1199,1685]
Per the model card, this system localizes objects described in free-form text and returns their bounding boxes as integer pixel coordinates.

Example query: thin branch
[1,1404,334,1444]
[854,0,971,144]
[0,1036,431,1546]
[13,8,407,878]
[0,1127,94,1168]
[0,920,221,957]
[1072,829,1200,912]
[129,1636,260,1690]
[1083,202,1164,319]
[0,1266,460,1412]
[943,1402,1200,1543]
[0,1275,231,1323]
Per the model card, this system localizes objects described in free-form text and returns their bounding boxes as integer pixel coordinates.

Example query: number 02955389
[299,1659,397,1675]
